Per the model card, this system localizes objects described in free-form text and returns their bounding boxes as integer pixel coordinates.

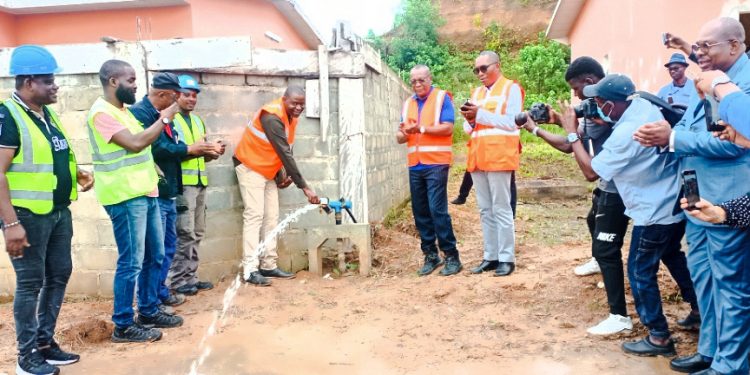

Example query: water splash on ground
[188,204,319,375]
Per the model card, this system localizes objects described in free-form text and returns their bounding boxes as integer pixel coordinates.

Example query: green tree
[512,33,571,107]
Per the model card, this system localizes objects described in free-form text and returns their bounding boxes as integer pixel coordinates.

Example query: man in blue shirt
[657,53,695,107]
[561,73,698,358]
[634,17,750,375]
[396,64,461,276]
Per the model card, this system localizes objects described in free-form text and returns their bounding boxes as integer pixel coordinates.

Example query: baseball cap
[178,74,200,93]
[152,72,189,92]
[582,73,636,101]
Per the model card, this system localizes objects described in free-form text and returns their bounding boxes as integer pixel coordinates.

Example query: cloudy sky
[295,0,402,38]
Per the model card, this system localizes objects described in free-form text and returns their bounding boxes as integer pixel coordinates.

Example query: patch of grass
[382,197,412,229]
[516,200,591,247]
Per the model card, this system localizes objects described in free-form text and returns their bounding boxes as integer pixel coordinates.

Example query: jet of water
[188,204,320,375]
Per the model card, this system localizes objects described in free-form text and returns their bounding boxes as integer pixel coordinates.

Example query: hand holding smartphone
[682,170,700,211]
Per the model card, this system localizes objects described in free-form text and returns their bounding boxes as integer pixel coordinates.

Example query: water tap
[319,197,355,225]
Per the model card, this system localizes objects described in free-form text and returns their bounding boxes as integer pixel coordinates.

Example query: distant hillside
[437,0,556,50]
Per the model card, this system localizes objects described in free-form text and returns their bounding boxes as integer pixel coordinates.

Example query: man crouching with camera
[517,57,632,336]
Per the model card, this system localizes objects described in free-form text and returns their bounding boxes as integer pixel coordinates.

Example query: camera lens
[514,112,528,126]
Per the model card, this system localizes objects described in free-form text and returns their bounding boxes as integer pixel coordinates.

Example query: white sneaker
[574,257,601,276]
[586,314,632,335]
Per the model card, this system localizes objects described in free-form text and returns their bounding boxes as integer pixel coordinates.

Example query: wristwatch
[532,127,540,137]
[161,117,170,125]
[566,132,580,144]
[419,126,426,134]
[710,75,732,98]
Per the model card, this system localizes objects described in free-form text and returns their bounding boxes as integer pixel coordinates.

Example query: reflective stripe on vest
[402,89,453,166]
[233,98,297,180]
[87,97,158,206]
[466,78,523,172]
[4,99,77,214]
[173,113,208,186]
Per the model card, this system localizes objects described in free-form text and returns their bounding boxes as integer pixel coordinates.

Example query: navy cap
[664,53,689,67]
[152,72,189,92]
[582,73,636,101]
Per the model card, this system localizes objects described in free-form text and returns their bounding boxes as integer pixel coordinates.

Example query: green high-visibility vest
[4,99,77,214]
[173,112,208,186]
[86,97,158,206]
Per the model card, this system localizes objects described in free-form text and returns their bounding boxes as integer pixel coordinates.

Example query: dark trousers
[157,198,177,301]
[457,170,517,217]
[628,221,698,339]
[409,165,458,257]
[585,189,629,316]
[11,207,73,356]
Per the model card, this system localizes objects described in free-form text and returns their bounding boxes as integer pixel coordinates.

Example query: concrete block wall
[363,67,411,223]
[0,38,412,296]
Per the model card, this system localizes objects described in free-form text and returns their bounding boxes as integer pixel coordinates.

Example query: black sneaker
[245,271,272,286]
[439,255,463,276]
[38,341,79,366]
[136,311,184,328]
[112,325,163,343]
[17,351,59,375]
[194,281,214,291]
[174,284,198,296]
[162,293,186,306]
[417,254,444,276]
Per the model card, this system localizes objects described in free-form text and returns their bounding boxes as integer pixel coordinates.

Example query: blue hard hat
[9,45,61,76]
[178,74,200,93]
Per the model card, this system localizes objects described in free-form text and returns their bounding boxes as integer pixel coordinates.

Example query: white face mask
[597,100,615,123]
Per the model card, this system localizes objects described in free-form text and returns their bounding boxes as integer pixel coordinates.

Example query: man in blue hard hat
[0,44,93,375]
[168,74,224,295]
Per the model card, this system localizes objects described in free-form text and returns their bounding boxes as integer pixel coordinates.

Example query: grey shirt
[578,119,617,193]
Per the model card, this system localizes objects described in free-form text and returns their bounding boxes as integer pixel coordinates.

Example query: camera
[574,98,600,120]
[514,102,550,126]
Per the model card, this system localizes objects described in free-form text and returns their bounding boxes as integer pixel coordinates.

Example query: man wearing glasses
[657,53,695,107]
[396,64,462,276]
[635,17,750,375]
[460,51,523,277]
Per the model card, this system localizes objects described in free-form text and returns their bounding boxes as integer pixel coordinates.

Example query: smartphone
[460,99,471,111]
[682,170,700,211]
[704,96,726,132]
[662,32,669,45]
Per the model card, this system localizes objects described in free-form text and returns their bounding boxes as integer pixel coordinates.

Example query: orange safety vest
[466,77,524,172]
[234,98,297,180]
[401,88,453,167]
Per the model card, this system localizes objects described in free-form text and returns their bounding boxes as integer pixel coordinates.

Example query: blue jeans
[104,196,164,328]
[409,165,458,257]
[627,221,697,339]
[157,198,177,302]
[11,207,73,356]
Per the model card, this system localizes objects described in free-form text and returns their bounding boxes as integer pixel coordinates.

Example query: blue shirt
[720,90,750,138]
[402,87,455,171]
[591,97,683,226]
[657,79,695,107]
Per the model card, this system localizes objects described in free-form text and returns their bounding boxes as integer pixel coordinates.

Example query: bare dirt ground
[0,172,698,375]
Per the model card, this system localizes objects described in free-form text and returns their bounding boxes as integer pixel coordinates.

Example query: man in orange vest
[397,64,462,276]
[234,85,320,286]
[460,51,524,277]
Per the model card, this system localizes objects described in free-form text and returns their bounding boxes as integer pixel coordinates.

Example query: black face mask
[115,83,136,105]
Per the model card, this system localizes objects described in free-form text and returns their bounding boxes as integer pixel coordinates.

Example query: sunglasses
[473,62,497,75]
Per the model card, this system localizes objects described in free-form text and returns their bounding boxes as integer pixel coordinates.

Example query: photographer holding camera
[517,57,632,336]
[563,73,698,359]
